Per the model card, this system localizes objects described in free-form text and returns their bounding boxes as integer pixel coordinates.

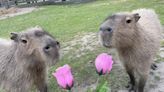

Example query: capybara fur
[99,9,162,92]
[0,26,60,92]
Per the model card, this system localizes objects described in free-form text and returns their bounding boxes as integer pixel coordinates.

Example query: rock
[160,48,164,51]
[159,52,164,58]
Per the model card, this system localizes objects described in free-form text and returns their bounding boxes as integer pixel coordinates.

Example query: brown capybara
[99,9,162,92]
[0,26,60,92]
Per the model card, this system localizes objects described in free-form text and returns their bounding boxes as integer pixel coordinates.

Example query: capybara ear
[35,25,41,28]
[133,13,140,22]
[10,32,18,42]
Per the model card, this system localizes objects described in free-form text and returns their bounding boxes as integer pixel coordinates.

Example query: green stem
[68,89,71,92]
[105,74,108,81]
[95,75,102,91]
[96,75,101,85]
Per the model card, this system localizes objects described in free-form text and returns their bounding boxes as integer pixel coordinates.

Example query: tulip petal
[65,68,73,87]
[95,53,113,75]
[52,72,67,88]
[52,64,74,90]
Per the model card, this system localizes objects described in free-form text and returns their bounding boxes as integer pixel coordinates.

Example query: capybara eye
[56,41,60,48]
[126,19,132,23]
[44,45,51,51]
[56,41,60,45]
[21,39,27,44]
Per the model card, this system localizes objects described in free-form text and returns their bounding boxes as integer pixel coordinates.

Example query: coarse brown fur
[0,26,60,92]
[99,9,162,92]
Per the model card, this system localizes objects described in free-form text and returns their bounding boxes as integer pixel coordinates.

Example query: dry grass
[0,7,18,16]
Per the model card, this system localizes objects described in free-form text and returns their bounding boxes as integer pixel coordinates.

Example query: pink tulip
[52,64,74,90]
[95,53,113,75]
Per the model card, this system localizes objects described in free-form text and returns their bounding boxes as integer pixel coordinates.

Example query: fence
[0,0,69,8]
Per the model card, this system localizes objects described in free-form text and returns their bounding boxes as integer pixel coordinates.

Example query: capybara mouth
[102,42,112,48]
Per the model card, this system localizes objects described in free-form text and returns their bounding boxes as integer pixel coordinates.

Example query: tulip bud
[95,53,113,75]
[52,64,74,90]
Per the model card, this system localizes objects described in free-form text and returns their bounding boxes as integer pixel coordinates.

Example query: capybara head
[10,26,60,65]
[99,12,140,48]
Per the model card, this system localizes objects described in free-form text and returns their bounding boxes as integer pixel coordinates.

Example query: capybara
[0,26,60,92]
[99,9,162,92]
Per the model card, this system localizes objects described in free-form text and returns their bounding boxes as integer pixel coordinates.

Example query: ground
[0,0,164,92]
[0,7,37,20]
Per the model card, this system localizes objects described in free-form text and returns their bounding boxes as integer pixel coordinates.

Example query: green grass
[0,0,164,92]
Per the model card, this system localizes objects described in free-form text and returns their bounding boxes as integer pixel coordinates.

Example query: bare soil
[0,7,36,20]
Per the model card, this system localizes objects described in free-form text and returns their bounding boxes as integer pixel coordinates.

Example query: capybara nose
[99,27,112,32]
[106,27,112,32]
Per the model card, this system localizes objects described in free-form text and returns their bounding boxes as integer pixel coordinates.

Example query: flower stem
[96,76,100,84]
[68,89,71,92]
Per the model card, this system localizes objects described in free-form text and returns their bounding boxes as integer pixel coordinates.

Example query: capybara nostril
[106,27,112,32]
[99,27,112,32]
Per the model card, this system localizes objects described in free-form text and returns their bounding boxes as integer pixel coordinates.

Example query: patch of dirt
[146,62,164,92]
[61,32,99,58]
[0,7,17,15]
[0,7,37,20]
